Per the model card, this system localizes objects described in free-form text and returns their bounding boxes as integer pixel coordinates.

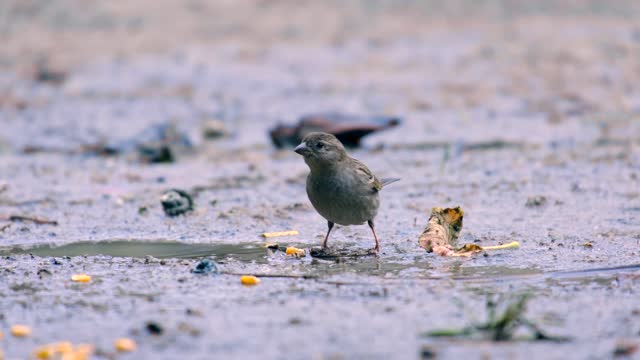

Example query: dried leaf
[418,206,464,252]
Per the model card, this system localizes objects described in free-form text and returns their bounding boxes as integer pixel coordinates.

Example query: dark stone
[100,123,193,163]
[145,321,164,335]
[191,259,219,275]
[161,189,194,217]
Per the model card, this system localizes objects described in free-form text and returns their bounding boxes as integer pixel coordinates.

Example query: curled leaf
[419,207,520,256]
[418,207,464,254]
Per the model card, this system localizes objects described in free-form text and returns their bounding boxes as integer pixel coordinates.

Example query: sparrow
[294,132,399,253]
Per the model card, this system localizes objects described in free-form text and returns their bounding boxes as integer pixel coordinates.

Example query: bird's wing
[350,158,383,192]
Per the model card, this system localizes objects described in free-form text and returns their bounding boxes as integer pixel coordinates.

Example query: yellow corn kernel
[240,275,260,286]
[34,341,75,359]
[53,342,74,353]
[285,247,305,257]
[11,324,32,337]
[34,347,54,359]
[114,338,136,352]
[68,344,94,360]
[60,353,77,360]
[71,274,91,282]
[262,230,299,238]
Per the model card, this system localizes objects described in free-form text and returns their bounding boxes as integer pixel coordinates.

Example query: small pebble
[161,189,194,217]
[202,119,229,139]
[525,195,547,207]
[613,341,638,357]
[145,322,164,335]
[191,259,219,275]
[420,345,437,359]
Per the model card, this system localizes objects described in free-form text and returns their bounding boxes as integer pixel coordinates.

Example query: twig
[521,319,571,342]
[319,280,378,286]
[0,198,51,206]
[309,247,376,259]
[0,214,58,225]
[222,272,318,279]
[424,327,474,338]
[482,241,521,251]
[261,230,299,238]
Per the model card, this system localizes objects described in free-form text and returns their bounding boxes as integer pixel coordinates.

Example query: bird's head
[294,132,347,169]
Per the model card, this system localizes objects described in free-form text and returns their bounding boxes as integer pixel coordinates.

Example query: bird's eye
[316,143,324,149]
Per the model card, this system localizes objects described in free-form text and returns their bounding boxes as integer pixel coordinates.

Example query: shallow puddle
[0,240,268,261]
[3,240,639,282]
[0,240,432,276]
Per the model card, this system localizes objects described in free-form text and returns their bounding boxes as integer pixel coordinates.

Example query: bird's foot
[368,247,380,257]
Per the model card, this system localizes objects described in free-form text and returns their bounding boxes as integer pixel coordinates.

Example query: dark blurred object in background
[102,123,193,163]
[269,112,401,148]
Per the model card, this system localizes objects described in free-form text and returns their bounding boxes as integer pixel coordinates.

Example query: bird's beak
[294,142,309,155]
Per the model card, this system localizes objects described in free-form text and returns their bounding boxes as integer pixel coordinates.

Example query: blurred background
[1,0,640,148]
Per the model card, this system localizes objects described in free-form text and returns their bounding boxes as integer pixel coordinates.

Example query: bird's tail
[380,178,400,188]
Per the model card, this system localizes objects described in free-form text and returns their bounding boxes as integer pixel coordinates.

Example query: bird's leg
[368,220,380,253]
[322,221,334,248]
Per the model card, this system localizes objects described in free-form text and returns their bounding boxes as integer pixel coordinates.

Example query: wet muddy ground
[1,1,640,359]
